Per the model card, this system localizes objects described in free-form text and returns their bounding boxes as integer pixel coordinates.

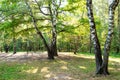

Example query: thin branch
[56,0,62,11]
[34,0,50,16]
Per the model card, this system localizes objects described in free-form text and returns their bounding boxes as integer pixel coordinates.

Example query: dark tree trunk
[51,24,58,56]
[90,34,92,53]
[4,44,9,53]
[86,0,103,74]
[116,46,119,53]
[13,37,16,54]
[26,40,29,54]
[25,1,54,59]
[118,2,120,53]
[37,32,54,59]
[12,25,16,54]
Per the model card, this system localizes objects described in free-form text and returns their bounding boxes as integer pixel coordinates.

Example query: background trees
[0,1,119,54]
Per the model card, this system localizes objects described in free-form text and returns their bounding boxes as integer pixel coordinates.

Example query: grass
[0,52,120,80]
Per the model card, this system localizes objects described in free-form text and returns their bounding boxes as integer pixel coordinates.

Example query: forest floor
[0,52,120,80]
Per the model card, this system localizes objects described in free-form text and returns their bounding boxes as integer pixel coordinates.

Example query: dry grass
[0,52,120,80]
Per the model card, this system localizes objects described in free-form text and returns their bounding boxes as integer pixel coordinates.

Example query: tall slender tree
[86,0,119,75]
[49,0,58,56]
[117,2,120,53]
[102,0,119,74]
[86,0,103,74]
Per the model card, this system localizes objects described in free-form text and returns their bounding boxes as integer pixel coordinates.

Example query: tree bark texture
[102,0,119,75]
[86,0,119,75]
[86,0,103,74]
[49,0,58,56]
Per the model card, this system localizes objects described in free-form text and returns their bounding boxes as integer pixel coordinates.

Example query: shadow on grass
[0,53,119,80]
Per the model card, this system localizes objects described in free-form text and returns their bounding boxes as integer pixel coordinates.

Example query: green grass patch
[78,52,120,58]
[0,53,119,80]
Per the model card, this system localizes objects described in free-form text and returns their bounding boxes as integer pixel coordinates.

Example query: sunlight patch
[79,66,86,69]
[109,67,114,70]
[61,66,68,70]
[44,73,52,78]
[41,67,49,73]
[109,58,120,63]
[118,68,120,71]
[24,68,38,73]
[59,61,67,64]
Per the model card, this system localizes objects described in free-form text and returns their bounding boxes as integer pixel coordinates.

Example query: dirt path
[0,52,73,62]
[0,52,46,62]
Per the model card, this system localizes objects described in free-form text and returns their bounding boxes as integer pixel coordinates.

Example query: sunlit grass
[0,52,120,80]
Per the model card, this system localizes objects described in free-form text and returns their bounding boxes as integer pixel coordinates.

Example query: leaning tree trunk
[25,1,54,59]
[102,0,119,75]
[86,0,103,74]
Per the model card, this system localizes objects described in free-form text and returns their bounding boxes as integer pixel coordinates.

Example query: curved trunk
[86,0,103,74]
[102,0,119,75]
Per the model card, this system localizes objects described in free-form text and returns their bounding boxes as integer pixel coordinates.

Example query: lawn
[0,52,120,80]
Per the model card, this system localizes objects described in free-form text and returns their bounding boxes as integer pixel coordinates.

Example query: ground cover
[0,52,119,80]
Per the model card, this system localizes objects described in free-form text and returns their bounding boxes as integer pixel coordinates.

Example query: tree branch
[34,0,50,16]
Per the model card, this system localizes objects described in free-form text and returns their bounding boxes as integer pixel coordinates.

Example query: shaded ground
[0,52,47,62]
[0,52,120,80]
[0,52,73,62]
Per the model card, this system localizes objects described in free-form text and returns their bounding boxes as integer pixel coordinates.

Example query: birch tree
[86,0,119,75]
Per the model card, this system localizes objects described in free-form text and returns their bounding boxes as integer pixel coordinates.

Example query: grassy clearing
[0,53,120,80]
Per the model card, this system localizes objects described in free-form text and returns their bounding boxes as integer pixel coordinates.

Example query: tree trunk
[51,25,58,56]
[102,0,119,75]
[49,0,58,56]
[87,0,119,75]
[13,37,16,54]
[90,34,92,53]
[26,40,29,54]
[118,2,120,53]
[25,1,54,59]
[4,44,9,53]
[13,25,16,54]
[86,0,103,74]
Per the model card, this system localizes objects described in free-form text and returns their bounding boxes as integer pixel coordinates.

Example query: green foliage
[0,0,119,53]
